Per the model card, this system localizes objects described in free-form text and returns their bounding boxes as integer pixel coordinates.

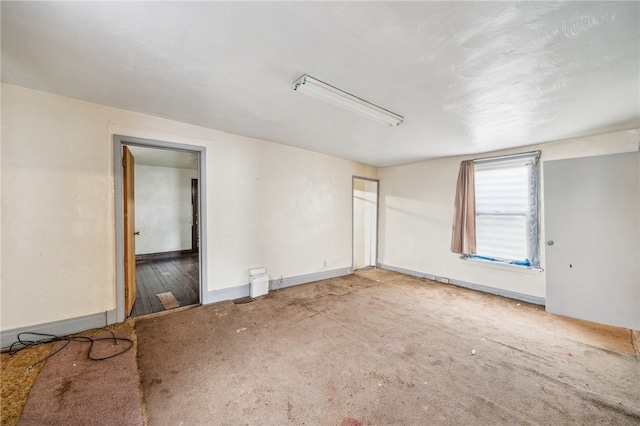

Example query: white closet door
[544,152,639,330]
[353,178,378,270]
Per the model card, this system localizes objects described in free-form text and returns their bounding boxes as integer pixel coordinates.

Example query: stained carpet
[135,269,640,425]
[16,329,143,426]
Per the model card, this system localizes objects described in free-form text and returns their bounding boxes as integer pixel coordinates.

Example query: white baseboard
[1,310,118,350]
[378,264,545,306]
[205,267,352,304]
[270,267,352,291]
[205,284,251,304]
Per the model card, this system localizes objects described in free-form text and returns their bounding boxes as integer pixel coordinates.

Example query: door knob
[546,240,554,246]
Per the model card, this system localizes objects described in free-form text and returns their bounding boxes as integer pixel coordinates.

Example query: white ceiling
[2,2,638,167]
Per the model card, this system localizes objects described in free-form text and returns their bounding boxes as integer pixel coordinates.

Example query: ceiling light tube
[292,75,404,127]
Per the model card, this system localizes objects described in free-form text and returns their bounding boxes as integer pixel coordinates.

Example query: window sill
[461,255,543,274]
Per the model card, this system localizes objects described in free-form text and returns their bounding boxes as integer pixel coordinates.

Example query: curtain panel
[451,160,476,254]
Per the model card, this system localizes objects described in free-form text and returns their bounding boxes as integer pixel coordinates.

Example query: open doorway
[353,177,379,271]
[114,136,207,322]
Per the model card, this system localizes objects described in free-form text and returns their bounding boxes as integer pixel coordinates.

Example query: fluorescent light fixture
[292,75,404,127]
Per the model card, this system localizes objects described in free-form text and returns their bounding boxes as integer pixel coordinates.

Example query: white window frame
[469,151,541,268]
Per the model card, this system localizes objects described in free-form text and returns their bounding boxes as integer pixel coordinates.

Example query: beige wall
[134,164,198,255]
[1,83,377,330]
[378,129,639,299]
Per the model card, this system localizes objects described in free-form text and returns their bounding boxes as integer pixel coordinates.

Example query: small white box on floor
[249,267,269,298]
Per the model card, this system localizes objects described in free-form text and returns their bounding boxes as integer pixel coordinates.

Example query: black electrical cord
[7,329,134,370]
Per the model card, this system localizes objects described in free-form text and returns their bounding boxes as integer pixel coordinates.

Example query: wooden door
[123,146,137,316]
[544,152,639,330]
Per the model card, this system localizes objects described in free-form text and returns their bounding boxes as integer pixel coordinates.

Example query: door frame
[352,176,380,270]
[113,135,208,322]
[191,178,199,253]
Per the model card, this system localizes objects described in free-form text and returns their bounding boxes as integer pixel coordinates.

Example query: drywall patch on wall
[134,164,197,255]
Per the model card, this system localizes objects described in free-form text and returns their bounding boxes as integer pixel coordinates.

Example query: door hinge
[122,157,127,167]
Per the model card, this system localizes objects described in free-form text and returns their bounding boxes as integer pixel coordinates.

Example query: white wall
[1,83,377,330]
[378,129,639,299]
[134,164,197,255]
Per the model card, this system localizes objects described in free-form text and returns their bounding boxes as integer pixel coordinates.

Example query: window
[471,151,540,267]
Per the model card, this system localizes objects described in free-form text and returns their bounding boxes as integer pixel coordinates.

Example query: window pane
[475,167,529,214]
[471,151,539,266]
[476,215,528,261]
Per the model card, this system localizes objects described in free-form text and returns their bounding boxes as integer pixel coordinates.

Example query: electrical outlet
[440,277,449,284]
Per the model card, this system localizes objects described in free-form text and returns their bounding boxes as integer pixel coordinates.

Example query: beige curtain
[451,160,476,254]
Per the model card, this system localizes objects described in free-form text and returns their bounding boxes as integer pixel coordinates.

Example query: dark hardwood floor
[131,253,200,318]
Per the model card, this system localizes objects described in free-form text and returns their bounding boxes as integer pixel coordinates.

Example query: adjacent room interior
[125,145,201,317]
[1,2,638,425]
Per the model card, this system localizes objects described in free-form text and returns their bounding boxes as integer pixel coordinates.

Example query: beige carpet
[16,329,143,426]
[135,269,640,425]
